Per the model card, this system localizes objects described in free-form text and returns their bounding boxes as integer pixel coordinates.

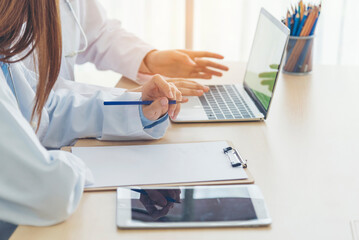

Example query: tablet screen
[130,187,258,223]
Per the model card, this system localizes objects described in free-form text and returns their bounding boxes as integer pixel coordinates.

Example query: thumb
[142,98,169,121]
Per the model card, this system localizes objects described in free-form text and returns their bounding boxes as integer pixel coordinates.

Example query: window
[75,0,357,86]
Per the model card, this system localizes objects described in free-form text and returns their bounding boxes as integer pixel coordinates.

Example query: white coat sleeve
[41,80,169,149]
[0,81,91,226]
[76,0,154,82]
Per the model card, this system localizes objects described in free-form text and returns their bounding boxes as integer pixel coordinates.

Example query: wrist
[126,86,143,92]
[142,49,159,74]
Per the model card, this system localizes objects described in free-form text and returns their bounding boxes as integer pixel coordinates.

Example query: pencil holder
[283,35,314,75]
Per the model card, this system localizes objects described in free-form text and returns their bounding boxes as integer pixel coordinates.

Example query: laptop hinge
[244,83,267,118]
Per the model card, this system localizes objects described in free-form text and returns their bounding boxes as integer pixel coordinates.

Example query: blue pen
[104,100,183,106]
[131,189,180,203]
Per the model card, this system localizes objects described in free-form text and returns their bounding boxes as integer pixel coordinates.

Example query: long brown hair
[0,0,62,130]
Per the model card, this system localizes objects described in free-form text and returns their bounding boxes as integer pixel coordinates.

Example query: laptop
[173,8,290,123]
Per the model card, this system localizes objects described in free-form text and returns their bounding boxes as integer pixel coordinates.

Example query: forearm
[43,86,169,148]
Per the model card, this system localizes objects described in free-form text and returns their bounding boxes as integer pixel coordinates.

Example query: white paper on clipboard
[71,141,248,189]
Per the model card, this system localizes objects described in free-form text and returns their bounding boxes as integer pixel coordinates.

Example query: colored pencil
[287,12,292,31]
[292,13,300,37]
[296,11,308,36]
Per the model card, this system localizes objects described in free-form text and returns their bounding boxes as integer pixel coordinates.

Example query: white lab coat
[0,61,168,226]
[23,0,153,96]
[59,0,153,83]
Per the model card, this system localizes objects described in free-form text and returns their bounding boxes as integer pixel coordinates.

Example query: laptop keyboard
[199,85,255,120]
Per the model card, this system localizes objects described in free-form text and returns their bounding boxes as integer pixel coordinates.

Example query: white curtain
[315,0,359,65]
[195,0,359,65]
[75,0,357,86]
[100,0,185,49]
[192,0,289,61]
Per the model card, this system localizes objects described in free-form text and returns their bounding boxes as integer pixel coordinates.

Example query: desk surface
[12,63,359,240]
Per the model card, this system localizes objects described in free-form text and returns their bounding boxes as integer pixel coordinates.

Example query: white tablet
[116,185,271,228]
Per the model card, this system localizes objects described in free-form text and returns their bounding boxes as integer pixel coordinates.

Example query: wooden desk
[11,63,359,240]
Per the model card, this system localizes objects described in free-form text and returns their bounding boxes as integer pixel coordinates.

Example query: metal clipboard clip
[223,147,247,168]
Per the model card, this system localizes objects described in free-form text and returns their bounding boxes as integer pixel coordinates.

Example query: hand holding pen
[110,75,187,120]
[141,75,188,120]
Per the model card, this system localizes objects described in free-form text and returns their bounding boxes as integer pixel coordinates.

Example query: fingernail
[160,98,168,106]
[197,90,204,95]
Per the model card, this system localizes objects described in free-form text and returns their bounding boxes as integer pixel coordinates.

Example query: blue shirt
[0,61,169,226]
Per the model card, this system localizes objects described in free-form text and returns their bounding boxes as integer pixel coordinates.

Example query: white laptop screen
[243,9,289,114]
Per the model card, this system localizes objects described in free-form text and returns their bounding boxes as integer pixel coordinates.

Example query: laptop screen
[243,9,289,117]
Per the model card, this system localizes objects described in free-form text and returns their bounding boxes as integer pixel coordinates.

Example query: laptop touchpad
[175,97,207,121]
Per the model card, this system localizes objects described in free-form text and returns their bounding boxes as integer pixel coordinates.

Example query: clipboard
[62,140,254,192]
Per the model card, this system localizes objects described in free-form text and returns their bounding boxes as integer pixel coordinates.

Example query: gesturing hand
[142,75,187,120]
[143,49,229,79]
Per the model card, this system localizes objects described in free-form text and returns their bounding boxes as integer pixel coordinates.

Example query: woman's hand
[166,79,209,96]
[128,78,209,97]
[142,49,229,79]
[141,75,187,120]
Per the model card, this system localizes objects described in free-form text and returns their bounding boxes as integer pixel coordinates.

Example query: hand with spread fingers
[142,49,229,79]
[129,78,209,97]
[166,79,210,96]
[141,74,188,120]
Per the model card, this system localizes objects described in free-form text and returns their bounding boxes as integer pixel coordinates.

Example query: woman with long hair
[0,0,182,232]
